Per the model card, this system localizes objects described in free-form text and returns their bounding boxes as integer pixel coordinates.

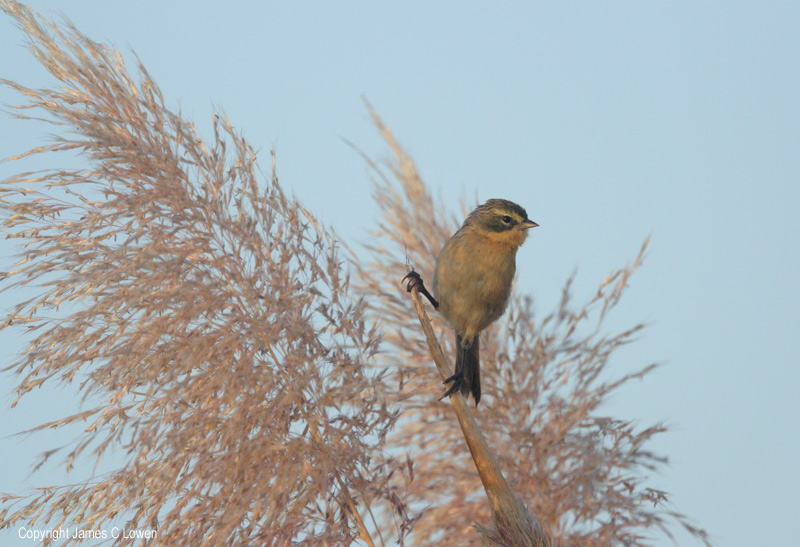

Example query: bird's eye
[501,215,512,224]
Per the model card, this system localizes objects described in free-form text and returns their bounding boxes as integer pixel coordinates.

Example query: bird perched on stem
[404,199,538,405]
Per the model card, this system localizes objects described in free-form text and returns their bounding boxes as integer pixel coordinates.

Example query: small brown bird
[405,199,537,405]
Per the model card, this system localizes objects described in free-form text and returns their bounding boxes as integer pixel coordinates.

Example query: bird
[404,198,538,405]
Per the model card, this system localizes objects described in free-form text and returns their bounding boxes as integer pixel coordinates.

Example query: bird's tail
[456,332,481,405]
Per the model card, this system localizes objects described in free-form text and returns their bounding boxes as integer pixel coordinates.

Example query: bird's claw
[402,271,423,293]
[439,371,464,400]
[402,270,439,309]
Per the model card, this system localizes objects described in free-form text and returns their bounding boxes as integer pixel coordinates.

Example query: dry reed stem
[406,282,550,546]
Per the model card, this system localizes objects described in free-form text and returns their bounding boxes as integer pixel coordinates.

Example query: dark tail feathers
[455,332,481,405]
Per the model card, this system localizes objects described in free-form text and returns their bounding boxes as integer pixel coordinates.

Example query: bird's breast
[433,231,517,337]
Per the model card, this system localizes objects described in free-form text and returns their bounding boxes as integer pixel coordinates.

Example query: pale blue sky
[1,2,799,545]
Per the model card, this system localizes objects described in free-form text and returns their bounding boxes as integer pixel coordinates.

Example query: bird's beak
[521,219,539,229]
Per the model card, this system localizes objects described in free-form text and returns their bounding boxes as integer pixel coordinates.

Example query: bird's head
[466,198,539,248]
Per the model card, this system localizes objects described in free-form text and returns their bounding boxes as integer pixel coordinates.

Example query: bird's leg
[402,270,439,309]
[440,345,466,400]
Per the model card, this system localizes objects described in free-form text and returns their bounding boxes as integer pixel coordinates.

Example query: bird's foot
[402,270,439,309]
[440,370,465,400]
